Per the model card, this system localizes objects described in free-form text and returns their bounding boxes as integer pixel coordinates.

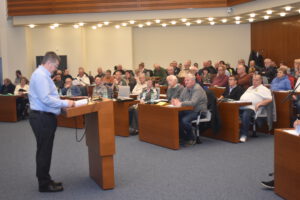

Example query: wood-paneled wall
[251,15,300,68]
[7,0,253,16]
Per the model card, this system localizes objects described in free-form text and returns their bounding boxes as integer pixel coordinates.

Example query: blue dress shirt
[29,65,69,115]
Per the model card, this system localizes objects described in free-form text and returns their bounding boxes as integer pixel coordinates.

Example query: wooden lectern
[64,99,115,190]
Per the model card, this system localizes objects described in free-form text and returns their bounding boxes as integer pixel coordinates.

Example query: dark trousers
[29,112,57,187]
[239,109,255,137]
[16,97,28,118]
[129,106,139,130]
[179,110,198,141]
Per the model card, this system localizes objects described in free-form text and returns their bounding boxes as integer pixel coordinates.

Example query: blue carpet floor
[0,120,282,200]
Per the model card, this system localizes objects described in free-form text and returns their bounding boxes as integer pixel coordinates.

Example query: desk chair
[192,110,212,144]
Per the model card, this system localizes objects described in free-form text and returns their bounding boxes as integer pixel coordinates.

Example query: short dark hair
[41,51,60,65]
[229,75,237,81]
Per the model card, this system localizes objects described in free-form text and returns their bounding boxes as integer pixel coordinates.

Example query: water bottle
[296,114,300,134]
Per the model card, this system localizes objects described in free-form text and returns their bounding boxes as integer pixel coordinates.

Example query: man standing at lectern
[29,51,74,192]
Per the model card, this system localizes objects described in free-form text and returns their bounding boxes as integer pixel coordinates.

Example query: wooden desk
[113,100,139,137]
[208,87,225,98]
[202,101,251,143]
[65,99,115,190]
[138,104,193,150]
[274,129,300,200]
[273,91,293,129]
[0,95,20,122]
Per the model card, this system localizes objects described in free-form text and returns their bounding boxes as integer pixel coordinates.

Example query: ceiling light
[221,19,227,23]
[181,18,188,22]
[285,6,292,11]
[103,21,110,25]
[249,13,256,18]
[78,22,85,26]
[28,24,36,28]
[209,21,215,25]
[196,19,202,24]
[129,20,136,24]
[234,16,241,20]
[73,24,79,29]
[279,12,287,17]
[266,10,273,15]
[145,21,152,26]
[121,23,127,27]
[50,25,55,29]
[185,22,191,26]
[264,15,270,20]
[115,25,120,29]
[92,26,97,30]
[208,17,214,21]
[155,19,161,23]
[248,18,255,22]
[235,21,241,24]
[170,20,177,25]
[53,23,59,28]
[97,24,103,27]
[161,23,167,27]
[138,24,144,28]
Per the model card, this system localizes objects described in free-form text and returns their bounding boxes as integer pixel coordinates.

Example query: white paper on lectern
[74,99,88,107]
[283,129,300,136]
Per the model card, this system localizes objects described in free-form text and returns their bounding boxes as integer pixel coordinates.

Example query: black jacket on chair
[222,85,245,100]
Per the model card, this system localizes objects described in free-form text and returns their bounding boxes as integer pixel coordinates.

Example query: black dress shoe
[39,183,64,193]
[51,180,63,187]
[261,180,275,189]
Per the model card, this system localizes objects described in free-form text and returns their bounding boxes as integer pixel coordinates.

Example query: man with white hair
[166,75,183,102]
[172,73,208,146]
[260,58,277,83]
[178,60,191,78]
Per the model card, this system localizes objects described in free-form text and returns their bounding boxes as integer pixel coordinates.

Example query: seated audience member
[153,64,167,80]
[166,65,175,76]
[61,78,82,96]
[249,60,262,72]
[270,67,291,91]
[260,58,277,83]
[170,61,180,75]
[14,77,30,119]
[219,61,230,76]
[219,75,244,101]
[53,74,64,89]
[178,60,192,78]
[129,79,158,135]
[211,65,228,87]
[132,73,147,95]
[95,67,105,79]
[138,62,153,77]
[102,70,115,87]
[14,70,22,85]
[206,60,217,74]
[166,75,183,102]
[238,58,248,72]
[172,73,207,146]
[124,70,137,92]
[114,70,127,86]
[292,59,300,78]
[93,77,113,98]
[114,64,125,75]
[0,78,15,94]
[237,64,252,90]
[62,69,73,82]
[200,68,212,84]
[76,67,90,86]
[239,74,272,143]
[225,64,236,76]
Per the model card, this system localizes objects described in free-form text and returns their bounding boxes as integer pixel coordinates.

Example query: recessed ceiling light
[78,22,85,26]
[73,24,79,29]
[248,18,255,22]
[155,19,161,23]
[92,26,97,30]
[138,24,144,28]
[208,17,214,21]
[235,21,241,24]
[234,16,241,21]
[209,21,215,25]
[145,21,152,26]
[129,20,135,24]
[97,24,103,27]
[279,12,287,17]
[266,10,273,15]
[161,23,167,27]
[103,21,110,25]
[115,25,120,29]
[121,23,127,27]
[170,20,177,25]
[185,22,191,26]
[249,13,256,18]
[28,24,36,28]
[49,25,55,29]
[285,6,292,11]
[196,19,202,24]
[181,18,188,22]
[221,19,227,23]
[264,15,270,20]
[53,23,59,28]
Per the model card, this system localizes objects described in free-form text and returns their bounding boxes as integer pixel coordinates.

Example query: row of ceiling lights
[27,6,300,29]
